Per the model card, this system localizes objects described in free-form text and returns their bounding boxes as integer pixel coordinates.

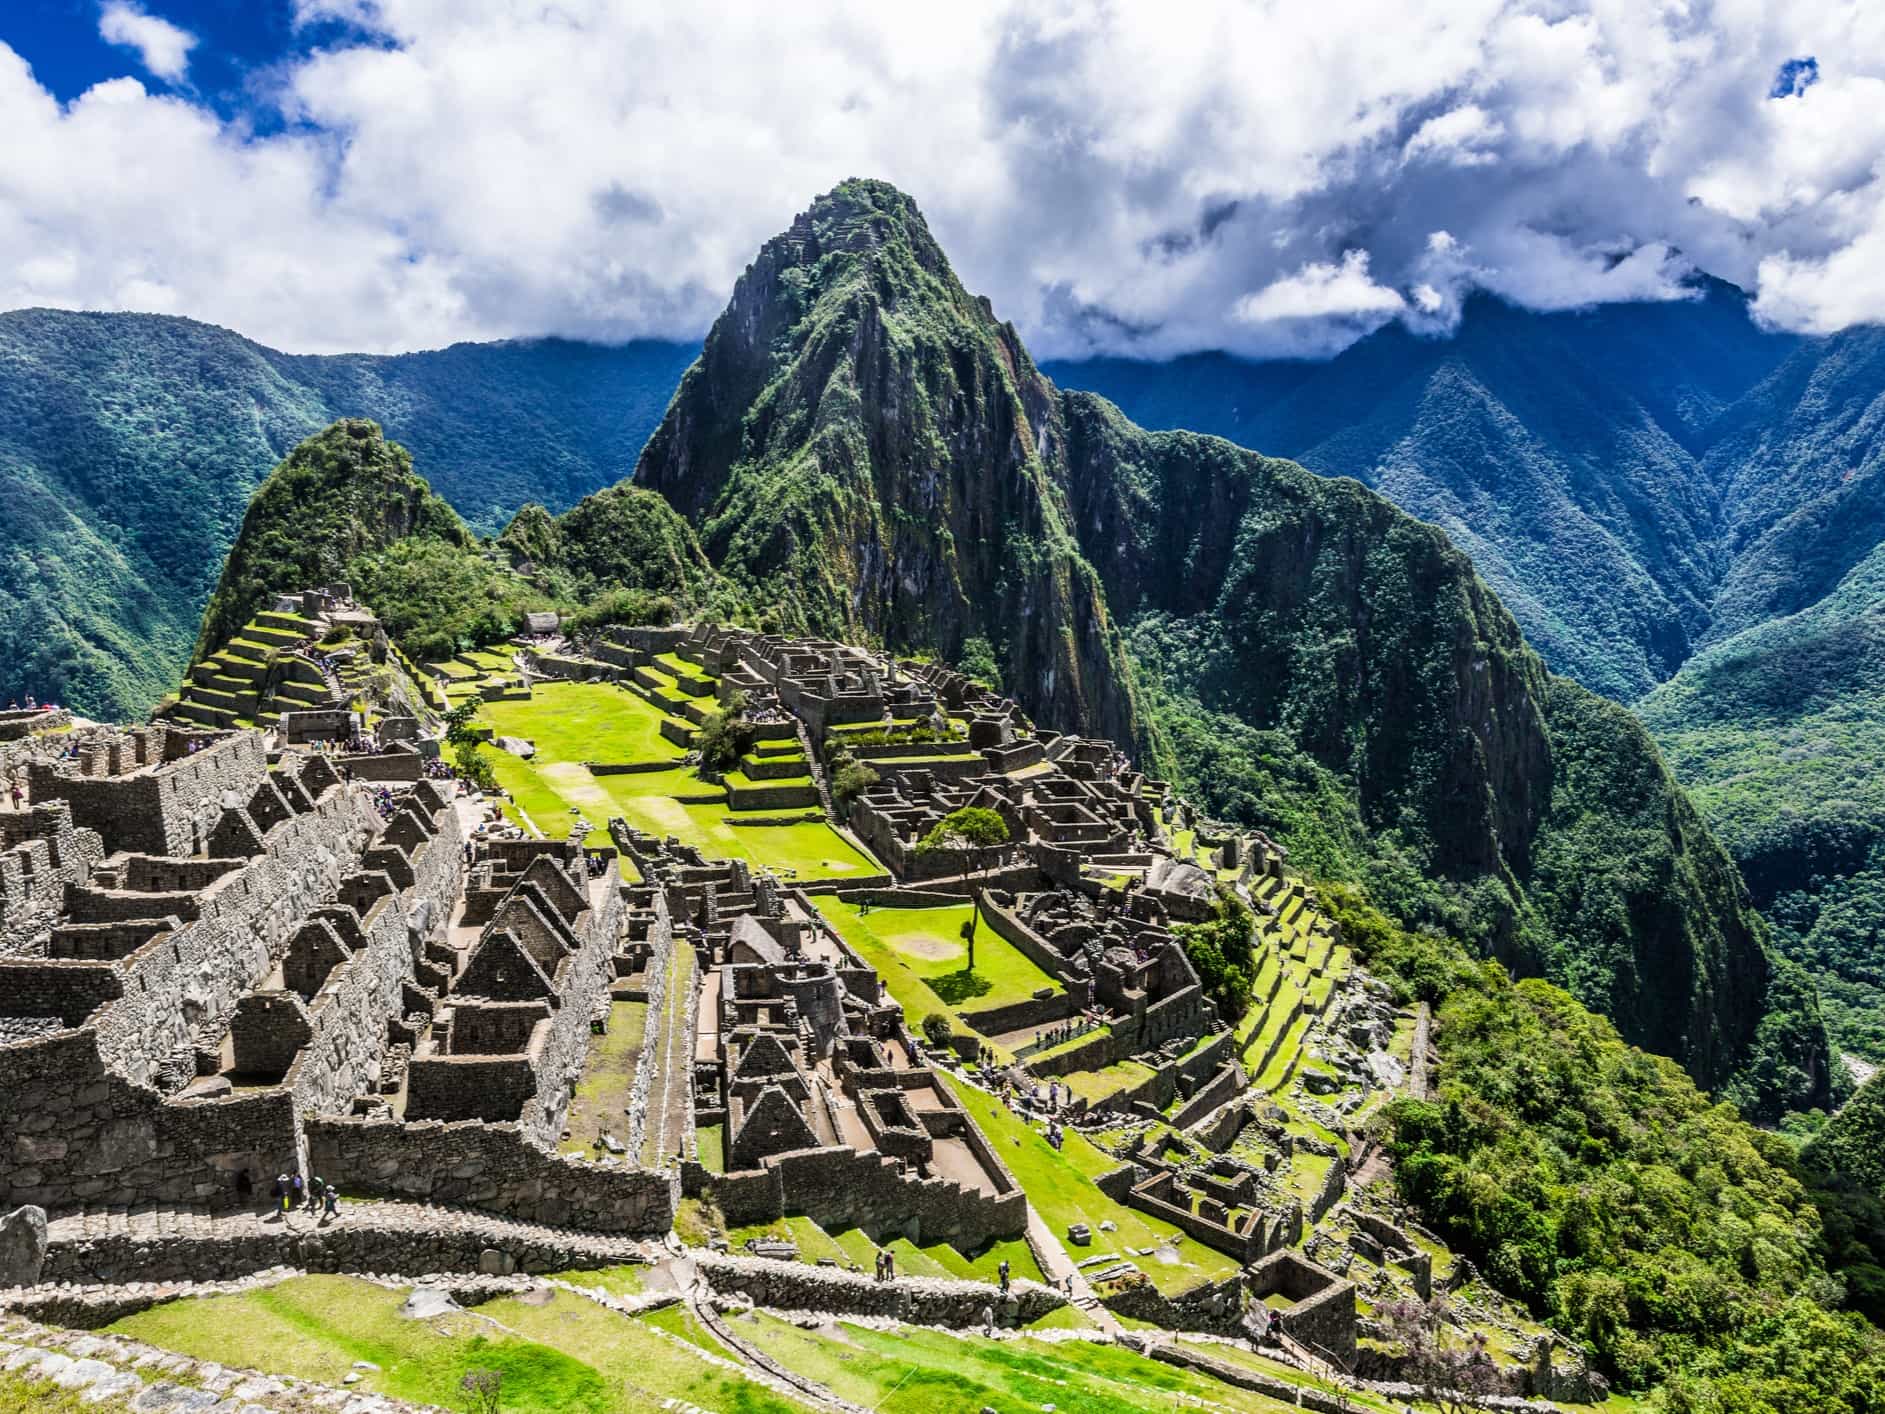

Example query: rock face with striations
[629,179,1823,1109]
[633,180,1138,746]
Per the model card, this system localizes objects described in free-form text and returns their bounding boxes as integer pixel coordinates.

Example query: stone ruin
[0,720,673,1240]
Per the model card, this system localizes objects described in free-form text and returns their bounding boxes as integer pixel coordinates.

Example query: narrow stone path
[1023,1206,1121,1335]
[640,935,698,1168]
[1410,1001,1432,1100]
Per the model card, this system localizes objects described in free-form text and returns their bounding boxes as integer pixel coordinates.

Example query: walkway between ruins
[1023,1206,1121,1334]
[1411,1001,1431,1100]
[639,933,698,1168]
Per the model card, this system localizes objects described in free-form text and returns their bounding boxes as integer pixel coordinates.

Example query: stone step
[245,624,306,648]
[254,611,314,634]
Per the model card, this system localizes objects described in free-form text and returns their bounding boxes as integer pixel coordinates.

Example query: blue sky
[2,1,375,121]
[0,3,1880,358]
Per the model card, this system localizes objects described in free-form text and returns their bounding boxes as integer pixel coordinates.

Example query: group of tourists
[872,1249,897,1281]
[1032,1014,1100,1051]
[235,1168,341,1221]
[4,695,54,712]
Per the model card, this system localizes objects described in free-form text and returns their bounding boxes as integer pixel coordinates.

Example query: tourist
[308,1175,325,1211]
[323,1186,339,1221]
[883,1251,894,1280]
[997,1258,1010,1294]
[290,1171,304,1210]
[274,1172,291,1215]
[7,780,21,812]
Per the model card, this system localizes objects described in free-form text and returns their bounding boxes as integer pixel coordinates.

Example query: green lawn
[942,1075,1241,1296]
[559,1001,648,1156]
[482,680,686,765]
[811,897,1061,1019]
[1061,1058,1157,1107]
[725,1214,1046,1287]
[105,1275,810,1413]
[733,1310,1297,1413]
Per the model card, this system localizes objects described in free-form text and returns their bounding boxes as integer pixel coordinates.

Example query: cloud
[97,2,196,82]
[6,1,1885,357]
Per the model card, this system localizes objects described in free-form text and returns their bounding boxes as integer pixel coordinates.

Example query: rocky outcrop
[633,178,1138,746]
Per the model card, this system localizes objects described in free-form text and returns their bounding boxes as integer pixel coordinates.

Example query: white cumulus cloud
[2,0,1884,356]
[96,2,196,82]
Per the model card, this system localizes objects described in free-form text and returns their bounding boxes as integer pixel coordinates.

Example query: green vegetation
[1641,541,1885,1066]
[811,895,1058,1014]
[1319,884,1885,1405]
[1174,887,1257,1016]
[106,1274,808,1412]
[915,805,1011,969]
[734,1308,1303,1412]
[942,1073,1240,1295]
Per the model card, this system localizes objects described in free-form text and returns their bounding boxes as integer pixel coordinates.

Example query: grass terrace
[731,1309,1299,1413]
[942,1074,1241,1296]
[105,1275,811,1414]
[810,896,1060,1016]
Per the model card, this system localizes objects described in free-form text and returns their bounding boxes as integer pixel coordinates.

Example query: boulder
[0,1205,47,1287]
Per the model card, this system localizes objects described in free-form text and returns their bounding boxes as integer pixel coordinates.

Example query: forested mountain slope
[0,309,693,718]
[625,179,1824,1111]
[1049,284,1795,702]
[1055,300,1885,1069]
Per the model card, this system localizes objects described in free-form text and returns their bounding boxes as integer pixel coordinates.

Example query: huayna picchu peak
[0,176,1880,1413]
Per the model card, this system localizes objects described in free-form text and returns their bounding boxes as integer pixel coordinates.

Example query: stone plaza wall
[696,1251,1064,1327]
[305,1115,677,1234]
[0,1028,301,1212]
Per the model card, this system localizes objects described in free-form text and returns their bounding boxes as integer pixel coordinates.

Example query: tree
[917,805,1011,972]
[453,740,498,793]
[694,698,751,772]
[922,1012,955,1049]
[830,755,880,808]
[1378,1295,1499,1414]
[460,1368,503,1414]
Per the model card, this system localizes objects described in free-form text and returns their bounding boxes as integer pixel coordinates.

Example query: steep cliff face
[633,179,1136,744]
[623,179,1821,1109]
[1054,391,1806,1100]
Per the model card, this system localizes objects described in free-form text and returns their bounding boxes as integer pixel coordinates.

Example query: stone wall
[0,804,103,956]
[91,784,381,1091]
[696,1251,1064,1327]
[305,1115,677,1233]
[703,1142,1025,1249]
[524,866,624,1145]
[0,1028,301,1212]
[29,733,266,858]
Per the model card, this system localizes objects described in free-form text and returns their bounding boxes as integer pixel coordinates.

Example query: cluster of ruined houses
[0,713,669,1234]
[0,606,1381,1361]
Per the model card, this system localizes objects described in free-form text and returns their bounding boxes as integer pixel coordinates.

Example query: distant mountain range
[0,309,694,720]
[7,237,1885,1065]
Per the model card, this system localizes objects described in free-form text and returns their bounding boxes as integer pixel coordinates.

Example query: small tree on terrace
[916,805,1010,973]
